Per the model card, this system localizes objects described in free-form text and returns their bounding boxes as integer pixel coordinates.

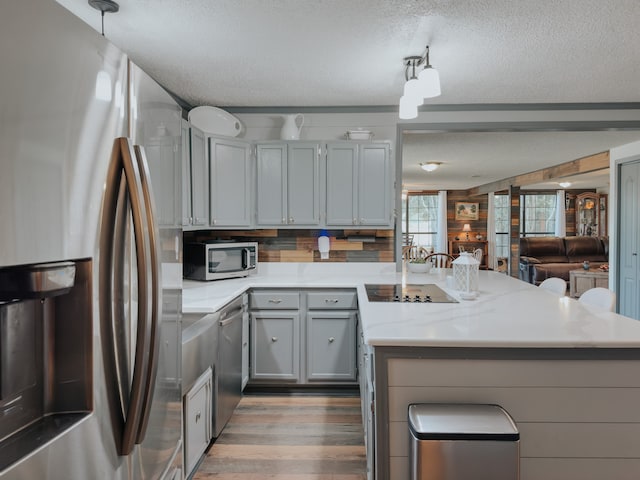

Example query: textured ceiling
[56,0,640,190]
[58,0,640,107]
[402,131,640,190]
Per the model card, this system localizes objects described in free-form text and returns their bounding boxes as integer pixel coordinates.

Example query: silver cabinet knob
[325,299,339,303]
[268,298,282,304]
[289,217,294,223]
[353,218,357,224]
[282,217,286,224]
[195,412,201,422]
[328,337,335,343]
[271,336,278,342]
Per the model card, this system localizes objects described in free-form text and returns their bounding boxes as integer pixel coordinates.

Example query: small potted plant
[408,257,432,273]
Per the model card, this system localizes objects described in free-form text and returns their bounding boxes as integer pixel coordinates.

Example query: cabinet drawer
[250,291,300,310]
[307,291,357,310]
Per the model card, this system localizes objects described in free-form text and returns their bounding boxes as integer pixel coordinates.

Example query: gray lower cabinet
[251,310,301,381]
[184,367,212,478]
[306,311,357,381]
[249,289,357,385]
[358,322,375,480]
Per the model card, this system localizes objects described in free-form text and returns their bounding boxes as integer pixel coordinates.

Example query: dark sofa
[519,236,608,285]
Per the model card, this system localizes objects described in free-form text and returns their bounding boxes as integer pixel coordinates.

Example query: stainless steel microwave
[184,241,258,281]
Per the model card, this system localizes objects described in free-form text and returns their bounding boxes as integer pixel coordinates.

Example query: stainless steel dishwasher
[213,296,243,437]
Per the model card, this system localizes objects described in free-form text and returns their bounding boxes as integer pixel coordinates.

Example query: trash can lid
[408,404,519,441]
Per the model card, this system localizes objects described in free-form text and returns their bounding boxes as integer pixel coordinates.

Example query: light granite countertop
[182,262,640,348]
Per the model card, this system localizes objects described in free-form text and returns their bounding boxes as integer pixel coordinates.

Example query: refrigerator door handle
[133,144,162,444]
[99,137,154,456]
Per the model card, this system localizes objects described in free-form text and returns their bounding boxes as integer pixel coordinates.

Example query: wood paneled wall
[184,189,600,265]
[447,191,489,242]
[183,229,394,263]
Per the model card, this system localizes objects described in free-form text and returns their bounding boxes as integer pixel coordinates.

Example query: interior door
[618,160,640,319]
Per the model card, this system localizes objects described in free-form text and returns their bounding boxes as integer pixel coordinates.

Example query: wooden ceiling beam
[466,151,610,196]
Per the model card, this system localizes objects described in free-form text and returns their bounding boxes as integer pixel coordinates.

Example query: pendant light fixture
[399,45,441,120]
[88,0,120,37]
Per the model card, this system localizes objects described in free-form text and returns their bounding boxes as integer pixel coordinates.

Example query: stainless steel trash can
[408,404,519,480]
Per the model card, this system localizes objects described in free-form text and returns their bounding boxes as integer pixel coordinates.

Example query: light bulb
[403,78,424,106]
[419,66,441,98]
[399,95,418,119]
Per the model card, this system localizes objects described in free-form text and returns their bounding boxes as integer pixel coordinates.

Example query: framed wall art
[455,202,479,221]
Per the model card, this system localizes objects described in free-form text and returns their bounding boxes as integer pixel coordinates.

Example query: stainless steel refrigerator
[0,1,183,478]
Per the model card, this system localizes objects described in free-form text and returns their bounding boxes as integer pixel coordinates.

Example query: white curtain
[487,192,498,270]
[555,190,567,237]
[436,190,448,253]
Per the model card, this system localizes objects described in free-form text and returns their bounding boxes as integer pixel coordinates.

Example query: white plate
[188,106,244,137]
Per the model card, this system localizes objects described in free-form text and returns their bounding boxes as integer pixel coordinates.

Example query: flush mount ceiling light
[399,45,441,120]
[558,181,572,188]
[420,162,441,172]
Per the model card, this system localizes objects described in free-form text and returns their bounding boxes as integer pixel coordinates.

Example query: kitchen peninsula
[182,263,640,480]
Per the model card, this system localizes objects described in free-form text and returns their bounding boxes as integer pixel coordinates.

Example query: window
[494,194,510,261]
[520,193,556,237]
[402,193,439,250]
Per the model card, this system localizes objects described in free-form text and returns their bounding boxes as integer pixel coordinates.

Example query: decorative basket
[346,129,373,140]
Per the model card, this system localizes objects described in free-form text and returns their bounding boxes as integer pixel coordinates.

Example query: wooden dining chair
[472,248,483,264]
[425,253,455,268]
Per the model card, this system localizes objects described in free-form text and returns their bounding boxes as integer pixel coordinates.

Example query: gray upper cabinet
[326,142,393,228]
[209,137,253,228]
[145,134,181,227]
[256,142,320,227]
[358,143,392,226]
[325,143,357,226]
[189,126,208,227]
[181,119,192,226]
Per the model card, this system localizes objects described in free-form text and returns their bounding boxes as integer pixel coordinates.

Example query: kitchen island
[182,263,640,480]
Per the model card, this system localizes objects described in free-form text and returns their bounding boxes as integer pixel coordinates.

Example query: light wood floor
[192,395,366,479]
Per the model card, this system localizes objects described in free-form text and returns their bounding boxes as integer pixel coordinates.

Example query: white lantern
[452,252,480,297]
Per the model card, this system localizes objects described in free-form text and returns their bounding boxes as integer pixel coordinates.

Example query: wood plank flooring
[192,395,366,480]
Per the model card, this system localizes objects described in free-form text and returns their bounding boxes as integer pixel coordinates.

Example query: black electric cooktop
[365,283,458,303]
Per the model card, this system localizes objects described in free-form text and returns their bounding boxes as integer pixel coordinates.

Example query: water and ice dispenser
[0,260,92,471]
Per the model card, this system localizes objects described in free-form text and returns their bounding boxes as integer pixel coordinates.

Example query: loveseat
[519,236,608,285]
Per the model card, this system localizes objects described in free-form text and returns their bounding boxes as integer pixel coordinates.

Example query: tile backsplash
[183,229,394,263]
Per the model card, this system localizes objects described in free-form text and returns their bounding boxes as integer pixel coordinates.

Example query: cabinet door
[189,126,208,226]
[326,143,358,226]
[358,143,392,226]
[210,137,252,227]
[184,368,212,477]
[181,120,192,226]
[287,143,320,226]
[256,144,287,225]
[306,311,357,381]
[145,136,180,226]
[250,311,299,381]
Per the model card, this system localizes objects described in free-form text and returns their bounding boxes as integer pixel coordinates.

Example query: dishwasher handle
[219,305,243,326]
